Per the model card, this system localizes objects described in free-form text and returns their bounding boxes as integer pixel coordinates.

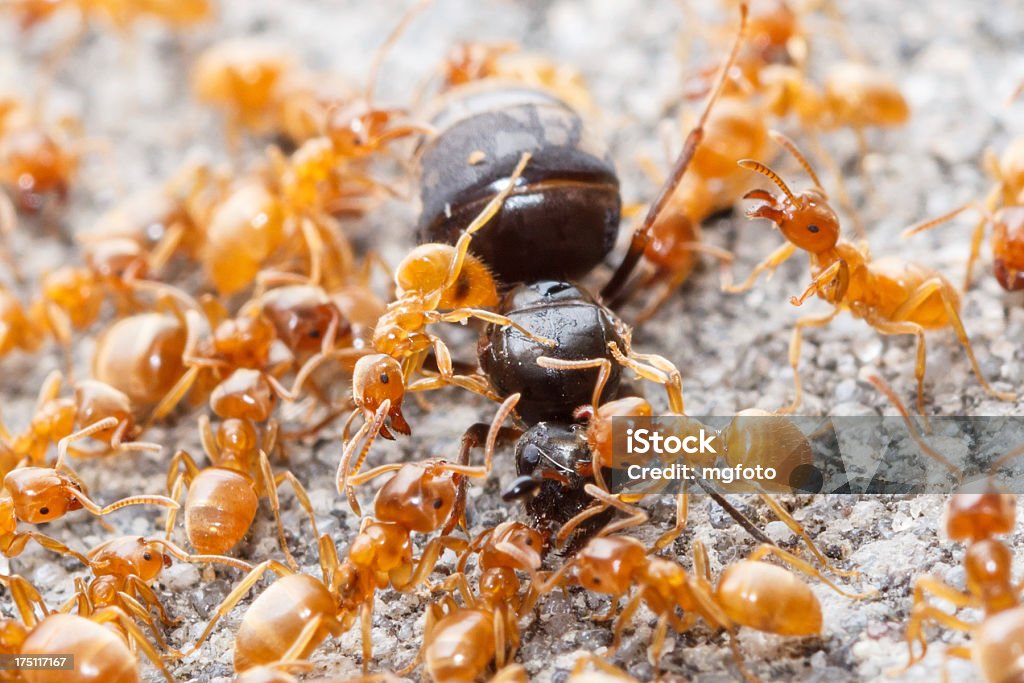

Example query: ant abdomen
[417,85,620,283]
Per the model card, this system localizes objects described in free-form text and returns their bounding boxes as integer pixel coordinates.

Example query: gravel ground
[1,1,1023,682]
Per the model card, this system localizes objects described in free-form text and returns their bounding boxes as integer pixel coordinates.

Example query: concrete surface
[1,0,1023,681]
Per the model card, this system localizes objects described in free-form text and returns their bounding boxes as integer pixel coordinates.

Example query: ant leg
[273,469,321,542]
[336,400,390,515]
[867,375,961,478]
[90,607,174,683]
[256,449,300,570]
[492,608,509,669]
[899,601,974,670]
[781,309,841,413]
[442,398,521,534]
[652,491,688,552]
[278,614,327,663]
[115,589,182,655]
[299,217,324,285]
[360,601,373,674]
[41,302,74,379]
[536,356,612,412]
[0,574,49,626]
[865,316,929,416]
[693,539,712,583]
[745,544,876,599]
[317,534,342,589]
[722,242,797,293]
[555,503,611,549]
[444,152,532,291]
[789,260,848,307]
[602,2,749,301]
[608,341,685,413]
[756,494,858,577]
[54,416,118,470]
[650,613,669,679]
[931,279,1014,402]
[570,653,637,681]
[609,592,643,654]
[146,221,185,275]
[409,336,502,401]
[434,308,556,347]
[183,560,294,656]
[6,531,90,566]
[147,365,201,425]
[636,241,734,320]
[34,369,63,410]
[402,536,470,591]
[585,483,649,536]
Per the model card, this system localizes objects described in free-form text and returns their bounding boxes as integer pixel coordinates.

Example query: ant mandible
[725,130,1014,415]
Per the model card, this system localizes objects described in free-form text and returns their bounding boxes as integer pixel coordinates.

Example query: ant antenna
[738,159,798,205]
[365,0,433,104]
[601,2,748,301]
[769,130,825,192]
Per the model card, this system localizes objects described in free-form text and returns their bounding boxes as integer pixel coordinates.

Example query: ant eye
[807,224,820,233]
[592,576,601,585]
[309,329,320,338]
[39,507,49,515]
[379,373,390,385]
[525,538,533,546]
[143,553,152,561]
[433,498,443,509]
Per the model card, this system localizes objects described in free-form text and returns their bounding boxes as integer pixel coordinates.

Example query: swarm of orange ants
[0,0,1022,681]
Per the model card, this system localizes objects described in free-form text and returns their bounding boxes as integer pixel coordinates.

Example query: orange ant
[0,576,174,682]
[0,284,48,360]
[125,279,331,424]
[898,491,1024,683]
[91,311,188,409]
[0,96,82,213]
[192,39,302,149]
[75,160,214,281]
[56,535,251,656]
[540,343,855,577]
[436,40,593,113]
[599,2,748,307]
[164,409,320,569]
[538,533,871,681]
[341,151,550,446]
[0,456,176,560]
[184,394,519,674]
[8,0,211,31]
[724,130,1014,415]
[0,369,159,470]
[408,521,543,682]
[902,138,1024,291]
